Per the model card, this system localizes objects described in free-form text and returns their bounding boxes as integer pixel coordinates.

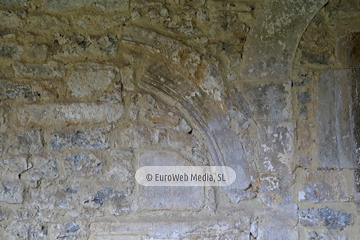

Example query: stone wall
[0,0,359,239]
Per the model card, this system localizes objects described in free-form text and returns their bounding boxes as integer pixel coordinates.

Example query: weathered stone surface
[241,0,328,79]
[30,184,78,210]
[297,91,312,104]
[300,229,350,240]
[0,42,23,60]
[0,182,23,203]
[105,150,133,182]
[49,127,110,151]
[42,0,84,12]
[67,64,118,98]
[17,102,124,126]
[0,206,8,221]
[48,221,88,240]
[27,15,69,31]
[0,156,31,180]
[53,33,118,61]
[122,26,201,78]
[346,32,360,68]
[0,11,24,29]
[199,64,224,102]
[301,51,331,65]
[42,0,128,12]
[75,15,116,33]
[257,121,295,173]
[0,133,6,157]
[89,218,250,239]
[138,150,204,211]
[24,43,48,62]
[209,120,254,202]
[0,0,29,8]
[21,155,58,183]
[316,70,359,168]
[10,130,43,154]
[299,207,352,230]
[351,69,360,168]
[13,61,64,78]
[65,153,102,177]
[120,66,135,91]
[298,169,353,203]
[85,0,129,11]
[3,221,48,240]
[0,80,55,102]
[0,0,358,238]
[243,82,292,120]
[82,187,130,216]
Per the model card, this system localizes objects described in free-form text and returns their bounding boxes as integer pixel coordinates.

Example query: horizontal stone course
[89,218,250,239]
[41,0,129,12]
[16,102,124,126]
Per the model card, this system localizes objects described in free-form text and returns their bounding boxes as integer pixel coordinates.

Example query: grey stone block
[17,102,124,126]
[257,121,295,173]
[0,182,23,203]
[300,207,352,231]
[65,153,102,177]
[316,69,359,168]
[49,127,110,151]
[137,150,204,211]
[297,91,311,104]
[10,130,44,154]
[0,42,23,60]
[0,11,24,29]
[298,169,352,203]
[243,82,292,120]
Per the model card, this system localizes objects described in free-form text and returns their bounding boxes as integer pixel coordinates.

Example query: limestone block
[49,127,110,151]
[17,102,124,126]
[0,182,23,203]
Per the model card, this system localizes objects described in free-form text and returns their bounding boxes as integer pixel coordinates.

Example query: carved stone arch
[240,0,329,80]
[291,0,360,205]
[133,57,258,202]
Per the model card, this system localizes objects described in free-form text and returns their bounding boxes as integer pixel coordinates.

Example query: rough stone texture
[0,156,30,180]
[298,169,353,203]
[241,0,328,79]
[0,11,24,30]
[13,61,65,78]
[20,156,58,186]
[65,153,102,177]
[300,206,352,230]
[89,218,250,240]
[85,0,129,11]
[122,26,201,78]
[27,15,69,32]
[0,0,29,8]
[105,150,133,182]
[0,42,23,60]
[0,80,55,102]
[257,121,295,173]
[0,182,24,203]
[67,64,118,98]
[16,102,124,126]
[0,0,359,238]
[316,70,359,168]
[137,150,204,211]
[53,33,118,61]
[9,130,44,154]
[49,127,110,151]
[243,82,292,120]
[0,134,6,157]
